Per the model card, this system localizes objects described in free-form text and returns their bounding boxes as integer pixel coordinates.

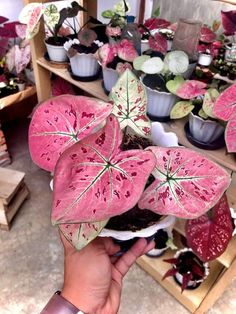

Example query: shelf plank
[174,218,236,268]
[0,86,36,110]
[162,119,236,172]
[37,57,109,102]
[137,250,224,313]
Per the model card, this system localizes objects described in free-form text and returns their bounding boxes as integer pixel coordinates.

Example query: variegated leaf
[138,147,231,219]
[110,70,151,137]
[176,80,207,99]
[225,113,236,153]
[52,115,156,223]
[213,83,236,121]
[203,88,219,119]
[18,3,43,39]
[170,101,194,119]
[29,95,112,172]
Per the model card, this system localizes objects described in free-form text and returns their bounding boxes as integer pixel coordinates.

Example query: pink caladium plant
[148,33,167,55]
[19,3,43,39]
[225,113,236,153]
[52,115,156,224]
[110,70,151,137]
[117,39,138,62]
[213,83,236,122]
[175,80,207,100]
[138,147,231,219]
[200,26,217,43]
[29,95,113,172]
[97,43,118,67]
[144,18,170,31]
[186,194,233,262]
[221,10,236,36]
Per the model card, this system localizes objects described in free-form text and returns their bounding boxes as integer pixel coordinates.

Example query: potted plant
[221,10,236,62]
[97,39,137,93]
[133,50,189,121]
[169,80,225,148]
[19,1,86,63]
[163,248,210,291]
[28,69,231,251]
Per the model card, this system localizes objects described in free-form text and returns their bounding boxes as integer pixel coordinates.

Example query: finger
[142,240,155,255]
[113,238,149,284]
[100,237,120,256]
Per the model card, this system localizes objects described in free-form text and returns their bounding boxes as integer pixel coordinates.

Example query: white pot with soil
[45,37,68,62]
[102,67,119,93]
[189,112,225,143]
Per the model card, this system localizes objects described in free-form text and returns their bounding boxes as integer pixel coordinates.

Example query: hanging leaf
[166,75,185,94]
[117,39,138,62]
[221,10,236,36]
[52,115,156,223]
[19,3,43,39]
[148,33,168,55]
[110,70,151,137]
[202,88,219,119]
[213,83,236,122]
[200,26,217,43]
[29,95,112,172]
[138,147,231,219]
[176,80,207,99]
[186,194,233,262]
[78,29,97,47]
[225,114,236,153]
[141,57,164,74]
[133,55,150,71]
[164,51,189,75]
[59,220,108,250]
[170,101,194,119]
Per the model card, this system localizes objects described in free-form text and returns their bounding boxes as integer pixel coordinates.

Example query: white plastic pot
[189,112,224,143]
[16,82,25,92]
[141,40,150,53]
[198,53,213,66]
[45,41,68,62]
[69,53,100,77]
[102,67,119,92]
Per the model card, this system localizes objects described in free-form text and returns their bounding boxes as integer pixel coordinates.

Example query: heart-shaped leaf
[117,39,138,62]
[164,51,189,75]
[166,75,185,94]
[141,57,164,74]
[19,3,43,39]
[170,101,194,119]
[59,220,108,250]
[52,115,156,224]
[176,80,207,99]
[44,4,60,29]
[221,10,236,36]
[78,29,97,47]
[225,113,236,153]
[144,18,171,30]
[110,70,151,137]
[148,33,168,55]
[213,83,236,121]
[138,147,231,219]
[98,43,117,67]
[200,26,217,43]
[186,194,233,262]
[133,55,150,71]
[203,88,219,119]
[29,95,112,172]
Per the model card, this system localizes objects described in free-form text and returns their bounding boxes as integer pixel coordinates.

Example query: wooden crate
[0,167,29,230]
[0,130,11,167]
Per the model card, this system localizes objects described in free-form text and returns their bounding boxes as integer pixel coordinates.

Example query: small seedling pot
[189,112,224,144]
[102,67,119,93]
[146,227,174,258]
[198,53,213,66]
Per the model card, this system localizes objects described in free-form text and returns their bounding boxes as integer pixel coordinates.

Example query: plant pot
[69,53,100,79]
[189,112,225,144]
[16,82,25,92]
[198,53,213,66]
[142,76,178,121]
[45,39,68,63]
[102,67,119,93]
[225,43,236,62]
[146,227,175,258]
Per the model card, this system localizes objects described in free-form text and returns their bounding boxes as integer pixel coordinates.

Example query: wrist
[61,288,92,314]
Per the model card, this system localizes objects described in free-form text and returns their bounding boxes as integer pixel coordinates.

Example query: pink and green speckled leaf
[19,3,43,39]
[117,39,138,62]
[29,95,112,172]
[225,114,236,153]
[170,101,194,119]
[148,33,167,55]
[175,80,207,100]
[110,70,151,137]
[213,83,236,122]
[202,88,219,119]
[52,115,156,224]
[138,147,231,219]
[59,220,108,250]
[186,194,233,262]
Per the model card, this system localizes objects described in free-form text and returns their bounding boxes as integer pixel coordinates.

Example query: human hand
[60,233,155,314]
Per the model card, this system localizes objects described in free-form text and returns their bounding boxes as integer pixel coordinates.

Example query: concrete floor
[0,119,236,314]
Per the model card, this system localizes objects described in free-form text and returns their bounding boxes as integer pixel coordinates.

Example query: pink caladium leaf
[213,83,236,121]
[138,147,231,219]
[0,16,9,25]
[52,115,156,224]
[144,18,171,31]
[148,33,167,55]
[29,95,113,172]
[186,194,233,262]
[19,3,43,39]
[221,10,236,36]
[116,62,132,75]
[225,114,236,153]
[175,80,207,99]
[15,24,27,39]
[110,70,151,137]
[98,43,117,67]
[117,39,138,62]
[200,26,217,43]
[59,220,108,250]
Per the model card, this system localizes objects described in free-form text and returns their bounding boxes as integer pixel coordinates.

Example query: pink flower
[144,18,170,31]
[116,62,132,75]
[106,25,122,38]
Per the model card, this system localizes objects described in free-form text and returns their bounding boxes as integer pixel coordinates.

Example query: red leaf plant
[200,26,217,43]
[186,194,233,262]
[144,18,170,31]
[51,114,156,223]
[28,95,113,172]
[148,33,168,55]
[221,10,236,36]
[213,83,236,153]
[175,80,207,99]
[138,147,231,219]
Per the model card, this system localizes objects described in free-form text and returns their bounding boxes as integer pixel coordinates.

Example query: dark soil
[120,133,153,150]
[142,74,168,92]
[154,229,169,249]
[71,42,99,54]
[106,56,132,70]
[0,85,19,99]
[46,36,68,46]
[177,251,205,280]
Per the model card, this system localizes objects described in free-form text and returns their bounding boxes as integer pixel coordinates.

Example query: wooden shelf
[162,119,236,172]
[37,57,109,102]
[0,86,36,110]
[137,250,224,313]
[174,219,236,268]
